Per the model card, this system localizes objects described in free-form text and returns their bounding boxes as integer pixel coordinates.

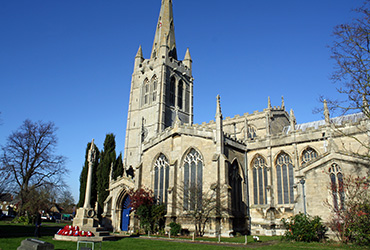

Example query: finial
[216,95,222,117]
[136,45,143,58]
[268,96,272,109]
[184,48,192,61]
[324,100,330,124]
[281,96,285,109]
[290,109,296,131]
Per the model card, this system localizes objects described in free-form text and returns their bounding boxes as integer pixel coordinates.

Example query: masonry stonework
[103,0,370,237]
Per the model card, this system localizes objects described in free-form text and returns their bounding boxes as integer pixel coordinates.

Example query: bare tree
[176,184,228,237]
[326,0,370,117]
[1,119,67,215]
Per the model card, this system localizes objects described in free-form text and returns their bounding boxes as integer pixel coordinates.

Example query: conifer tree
[97,134,116,208]
[113,153,124,180]
[77,142,99,208]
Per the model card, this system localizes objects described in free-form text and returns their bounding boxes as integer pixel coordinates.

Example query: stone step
[54,234,116,242]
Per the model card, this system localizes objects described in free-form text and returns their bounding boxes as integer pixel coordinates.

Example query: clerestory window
[301,147,318,165]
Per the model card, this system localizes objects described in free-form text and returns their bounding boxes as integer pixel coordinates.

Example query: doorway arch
[121,195,131,231]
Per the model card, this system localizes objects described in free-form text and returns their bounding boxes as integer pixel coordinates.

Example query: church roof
[283,112,365,133]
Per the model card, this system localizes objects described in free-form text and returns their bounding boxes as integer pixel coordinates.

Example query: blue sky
[0,0,363,202]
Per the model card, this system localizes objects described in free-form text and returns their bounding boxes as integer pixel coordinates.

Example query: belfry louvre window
[154,154,170,204]
[276,153,295,204]
[301,147,318,165]
[169,77,176,106]
[247,126,257,139]
[152,75,158,102]
[183,149,203,211]
[143,79,150,105]
[329,163,345,210]
[252,156,268,205]
[178,80,183,109]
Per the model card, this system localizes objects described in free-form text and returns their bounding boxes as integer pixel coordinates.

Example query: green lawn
[0,221,369,250]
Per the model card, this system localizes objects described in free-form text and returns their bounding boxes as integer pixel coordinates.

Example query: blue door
[121,196,131,231]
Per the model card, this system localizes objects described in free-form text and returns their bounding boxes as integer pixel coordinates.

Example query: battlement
[136,56,191,77]
[143,121,215,151]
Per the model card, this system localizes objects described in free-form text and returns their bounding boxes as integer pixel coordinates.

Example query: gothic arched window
[329,163,345,210]
[183,149,203,211]
[252,156,268,205]
[247,126,257,140]
[168,77,176,106]
[154,154,170,204]
[276,153,295,204]
[301,147,318,165]
[152,75,158,102]
[143,78,150,106]
[229,161,243,212]
[178,80,183,109]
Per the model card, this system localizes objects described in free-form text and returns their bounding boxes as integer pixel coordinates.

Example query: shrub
[12,215,33,225]
[169,222,181,236]
[281,213,327,242]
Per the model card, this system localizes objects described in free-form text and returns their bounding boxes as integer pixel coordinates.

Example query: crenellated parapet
[142,121,215,151]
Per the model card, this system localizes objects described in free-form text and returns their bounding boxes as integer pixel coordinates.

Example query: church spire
[151,0,177,59]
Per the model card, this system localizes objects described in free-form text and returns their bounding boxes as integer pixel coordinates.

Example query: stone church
[102,0,370,236]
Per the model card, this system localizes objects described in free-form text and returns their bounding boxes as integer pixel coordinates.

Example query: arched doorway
[121,195,131,231]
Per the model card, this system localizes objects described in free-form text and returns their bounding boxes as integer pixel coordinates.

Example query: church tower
[124,0,193,169]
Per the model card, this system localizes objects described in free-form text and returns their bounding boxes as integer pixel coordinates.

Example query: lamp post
[300,179,307,215]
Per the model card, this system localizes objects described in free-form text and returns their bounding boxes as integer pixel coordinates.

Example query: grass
[1,221,369,250]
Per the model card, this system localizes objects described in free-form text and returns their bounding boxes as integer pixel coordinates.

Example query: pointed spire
[268,96,272,109]
[281,96,285,109]
[151,0,177,59]
[183,48,192,74]
[184,48,192,61]
[135,45,144,68]
[135,45,143,59]
[324,100,330,124]
[290,109,296,132]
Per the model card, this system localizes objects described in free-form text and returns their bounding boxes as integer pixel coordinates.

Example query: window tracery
[154,154,170,204]
[252,156,268,205]
[301,147,318,165]
[329,163,345,210]
[143,78,149,106]
[183,149,203,211]
[276,153,294,204]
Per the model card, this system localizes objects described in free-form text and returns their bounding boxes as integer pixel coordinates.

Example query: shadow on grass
[0,223,64,238]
